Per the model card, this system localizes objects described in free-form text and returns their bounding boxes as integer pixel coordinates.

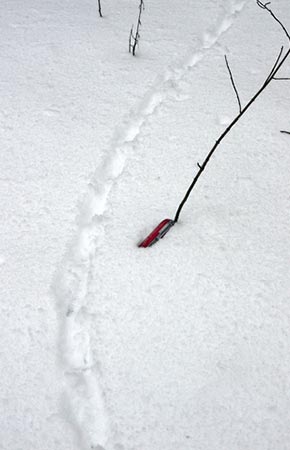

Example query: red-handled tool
[138,219,175,248]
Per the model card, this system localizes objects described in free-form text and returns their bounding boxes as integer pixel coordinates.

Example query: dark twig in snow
[280,130,290,135]
[224,55,242,113]
[173,3,290,223]
[129,0,145,56]
[273,77,290,80]
[257,1,290,41]
[98,0,103,17]
[265,46,284,83]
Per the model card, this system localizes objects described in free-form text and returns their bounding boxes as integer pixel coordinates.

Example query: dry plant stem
[173,2,290,223]
[129,0,144,56]
[174,48,290,222]
[281,130,290,135]
[256,1,290,41]
[98,0,103,17]
[174,47,290,222]
[225,55,242,113]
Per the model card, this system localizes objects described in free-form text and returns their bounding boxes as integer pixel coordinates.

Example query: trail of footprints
[53,1,248,449]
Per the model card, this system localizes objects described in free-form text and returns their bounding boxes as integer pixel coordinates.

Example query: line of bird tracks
[52,1,248,449]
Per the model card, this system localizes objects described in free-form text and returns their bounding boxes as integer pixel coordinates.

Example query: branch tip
[224,55,242,113]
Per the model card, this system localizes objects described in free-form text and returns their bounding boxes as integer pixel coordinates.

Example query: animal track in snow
[53,1,248,448]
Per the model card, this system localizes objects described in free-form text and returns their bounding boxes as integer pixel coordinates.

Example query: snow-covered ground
[1,1,290,449]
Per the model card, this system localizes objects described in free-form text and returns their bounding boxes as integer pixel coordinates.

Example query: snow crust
[1,0,290,449]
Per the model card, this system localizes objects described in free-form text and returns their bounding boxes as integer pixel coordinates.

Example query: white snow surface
[1,0,290,449]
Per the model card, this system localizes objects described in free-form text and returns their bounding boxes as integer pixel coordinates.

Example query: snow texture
[1,0,290,450]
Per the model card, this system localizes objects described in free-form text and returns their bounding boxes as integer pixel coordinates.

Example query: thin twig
[173,3,290,223]
[281,130,290,135]
[273,77,290,80]
[265,46,284,83]
[174,46,290,223]
[257,1,290,41]
[129,0,145,56]
[224,55,242,113]
[98,0,103,17]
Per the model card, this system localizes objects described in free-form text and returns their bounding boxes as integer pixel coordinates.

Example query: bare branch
[98,0,103,18]
[280,130,290,135]
[273,76,290,80]
[265,46,284,83]
[224,55,242,113]
[270,47,290,80]
[257,1,290,41]
[174,47,290,222]
[129,0,145,56]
